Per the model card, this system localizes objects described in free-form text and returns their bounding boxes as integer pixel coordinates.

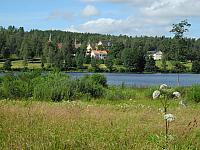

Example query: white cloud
[72,0,198,36]
[82,5,100,17]
[142,0,200,18]
[67,17,171,36]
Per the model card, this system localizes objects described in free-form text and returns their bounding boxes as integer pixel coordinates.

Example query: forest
[1,24,200,73]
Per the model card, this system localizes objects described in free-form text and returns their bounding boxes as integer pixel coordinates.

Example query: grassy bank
[0,100,200,150]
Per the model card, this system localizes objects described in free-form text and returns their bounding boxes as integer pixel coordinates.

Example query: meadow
[0,98,200,150]
[0,72,200,149]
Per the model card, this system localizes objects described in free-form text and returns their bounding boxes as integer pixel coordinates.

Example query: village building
[153,51,163,60]
[97,40,112,50]
[91,50,108,59]
[148,50,163,60]
[86,43,96,55]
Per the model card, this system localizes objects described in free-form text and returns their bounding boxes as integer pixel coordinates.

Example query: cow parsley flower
[160,84,168,90]
[164,114,175,122]
[152,90,161,99]
[173,91,181,98]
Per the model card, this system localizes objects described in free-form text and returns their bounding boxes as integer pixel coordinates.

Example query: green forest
[1,21,200,73]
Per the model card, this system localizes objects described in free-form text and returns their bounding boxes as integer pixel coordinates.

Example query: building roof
[91,50,108,55]
[98,41,112,47]
[57,43,62,49]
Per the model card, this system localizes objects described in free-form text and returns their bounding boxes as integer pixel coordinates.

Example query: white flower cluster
[152,84,181,99]
[164,113,175,122]
[173,91,181,98]
[160,84,168,90]
[152,90,161,99]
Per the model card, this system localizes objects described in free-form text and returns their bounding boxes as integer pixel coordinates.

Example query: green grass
[0,60,43,69]
[156,60,173,70]
[156,60,192,71]
[0,95,200,149]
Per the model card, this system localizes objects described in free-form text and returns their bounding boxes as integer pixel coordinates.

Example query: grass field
[0,60,42,70]
[0,98,200,150]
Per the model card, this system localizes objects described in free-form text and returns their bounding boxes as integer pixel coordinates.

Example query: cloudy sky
[0,0,200,37]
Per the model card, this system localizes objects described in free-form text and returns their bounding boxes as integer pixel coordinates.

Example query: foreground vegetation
[0,98,200,149]
[0,72,200,149]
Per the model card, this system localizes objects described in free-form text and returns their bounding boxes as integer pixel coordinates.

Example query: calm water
[67,73,200,87]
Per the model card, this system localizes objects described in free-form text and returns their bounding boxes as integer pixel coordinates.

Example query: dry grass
[0,100,200,150]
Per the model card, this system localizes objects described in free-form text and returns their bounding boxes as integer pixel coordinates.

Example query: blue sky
[0,0,200,38]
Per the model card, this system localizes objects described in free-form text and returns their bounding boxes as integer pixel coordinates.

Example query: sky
[0,0,200,38]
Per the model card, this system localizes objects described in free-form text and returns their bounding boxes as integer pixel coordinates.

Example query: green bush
[192,60,200,73]
[90,74,107,87]
[1,74,29,99]
[33,73,78,101]
[78,75,105,98]
[104,87,135,100]
[0,72,107,101]
[187,85,200,103]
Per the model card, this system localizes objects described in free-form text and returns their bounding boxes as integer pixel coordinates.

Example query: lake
[67,73,200,87]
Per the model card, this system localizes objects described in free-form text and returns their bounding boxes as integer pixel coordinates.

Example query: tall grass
[0,100,199,149]
[187,84,200,103]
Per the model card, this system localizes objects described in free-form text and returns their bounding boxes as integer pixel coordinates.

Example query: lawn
[0,60,42,69]
[0,98,199,150]
[156,60,192,71]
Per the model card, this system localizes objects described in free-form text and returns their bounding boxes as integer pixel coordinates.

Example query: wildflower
[173,91,181,98]
[152,90,161,99]
[164,114,175,122]
[160,84,168,90]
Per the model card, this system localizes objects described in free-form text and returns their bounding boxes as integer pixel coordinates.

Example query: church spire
[48,33,52,43]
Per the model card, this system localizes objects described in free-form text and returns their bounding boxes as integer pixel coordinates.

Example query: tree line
[1,23,200,73]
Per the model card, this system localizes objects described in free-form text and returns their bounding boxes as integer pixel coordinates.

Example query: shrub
[0,72,106,101]
[90,74,107,87]
[192,60,200,73]
[187,85,200,103]
[3,59,12,71]
[33,73,78,101]
[78,76,105,98]
[104,87,135,100]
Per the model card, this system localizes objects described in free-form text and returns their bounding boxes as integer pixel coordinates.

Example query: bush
[90,74,107,87]
[0,72,106,101]
[104,87,135,100]
[78,75,105,98]
[33,73,78,101]
[192,60,200,73]
[187,85,200,103]
[3,59,12,71]
[0,71,42,99]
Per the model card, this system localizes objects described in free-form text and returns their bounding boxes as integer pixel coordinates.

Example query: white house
[91,50,108,59]
[86,43,96,55]
[153,51,163,60]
